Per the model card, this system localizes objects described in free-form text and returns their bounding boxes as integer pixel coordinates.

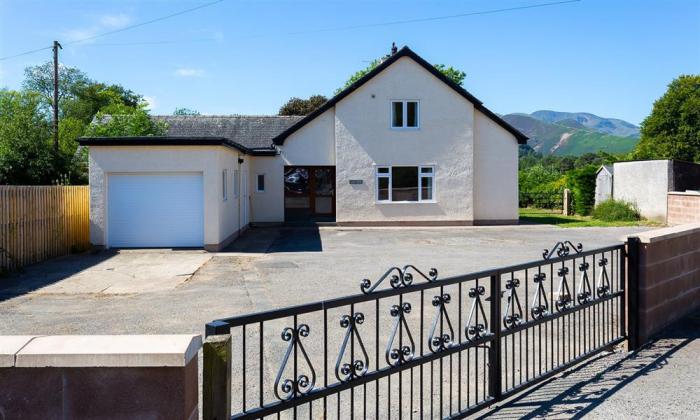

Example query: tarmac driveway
[0,225,647,335]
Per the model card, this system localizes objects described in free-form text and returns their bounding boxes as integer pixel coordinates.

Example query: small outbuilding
[594,165,614,206]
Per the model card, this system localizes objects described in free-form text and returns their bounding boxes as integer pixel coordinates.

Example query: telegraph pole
[52,40,62,151]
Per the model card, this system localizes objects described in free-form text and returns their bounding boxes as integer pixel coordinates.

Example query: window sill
[375,200,437,205]
[389,127,420,131]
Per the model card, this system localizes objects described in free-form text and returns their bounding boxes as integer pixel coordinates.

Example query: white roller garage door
[107,173,204,248]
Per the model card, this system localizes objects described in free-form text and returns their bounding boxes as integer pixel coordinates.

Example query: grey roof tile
[152,115,304,150]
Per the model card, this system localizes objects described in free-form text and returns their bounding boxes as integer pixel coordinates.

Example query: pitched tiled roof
[152,115,304,150]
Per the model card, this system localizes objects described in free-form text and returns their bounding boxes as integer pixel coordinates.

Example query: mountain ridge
[504,111,640,156]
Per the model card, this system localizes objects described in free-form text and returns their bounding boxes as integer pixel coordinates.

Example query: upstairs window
[391,101,419,129]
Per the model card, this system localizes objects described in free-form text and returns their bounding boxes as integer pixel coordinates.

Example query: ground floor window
[376,165,434,202]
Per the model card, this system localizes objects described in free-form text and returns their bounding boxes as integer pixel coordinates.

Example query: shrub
[592,199,641,222]
[569,164,598,215]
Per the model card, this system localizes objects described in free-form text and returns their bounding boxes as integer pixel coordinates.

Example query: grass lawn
[519,208,662,228]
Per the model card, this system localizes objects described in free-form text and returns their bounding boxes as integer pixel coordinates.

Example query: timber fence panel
[0,185,90,272]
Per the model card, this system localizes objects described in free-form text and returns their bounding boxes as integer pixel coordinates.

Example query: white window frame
[256,173,266,193]
[390,100,420,130]
[375,165,435,203]
[222,169,228,201]
[233,169,240,198]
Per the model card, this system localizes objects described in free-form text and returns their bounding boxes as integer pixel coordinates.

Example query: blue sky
[1,0,698,125]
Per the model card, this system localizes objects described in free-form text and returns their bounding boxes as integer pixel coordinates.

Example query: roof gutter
[78,136,278,156]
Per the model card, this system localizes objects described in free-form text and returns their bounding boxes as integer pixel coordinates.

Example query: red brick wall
[667,192,700,225]
[633,226,700,344]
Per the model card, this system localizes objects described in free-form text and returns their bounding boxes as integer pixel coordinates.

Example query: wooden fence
[0,186,90,272]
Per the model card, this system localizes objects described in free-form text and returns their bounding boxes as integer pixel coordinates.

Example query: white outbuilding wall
[594,168,613,206]
[613,160,672,221]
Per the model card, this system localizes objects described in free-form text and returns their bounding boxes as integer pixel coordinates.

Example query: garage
[107,173,204,248]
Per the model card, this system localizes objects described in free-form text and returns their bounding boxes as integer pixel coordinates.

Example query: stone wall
[667,192,700,225]
[628,224,700,347]
[0,335,201,419]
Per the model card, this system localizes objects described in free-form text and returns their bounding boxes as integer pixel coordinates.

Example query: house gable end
[273,46,528,145]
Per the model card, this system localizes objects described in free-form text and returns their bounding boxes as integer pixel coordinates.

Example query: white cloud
[63,13,133,43]
[99,14,132,28]
[174,68,205,77]
[143,96,158,111]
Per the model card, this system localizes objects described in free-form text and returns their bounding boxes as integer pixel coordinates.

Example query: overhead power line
[0,0,580,61]
[0,45,54,61]
[63,0,227,45]
[0,0,227,60]
[271,0,581,37]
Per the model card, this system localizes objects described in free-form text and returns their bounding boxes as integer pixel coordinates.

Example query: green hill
[503,112,639,156]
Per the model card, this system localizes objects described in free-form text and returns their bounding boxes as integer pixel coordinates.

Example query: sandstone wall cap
[14,334,201,368]
[626,223,700,244]
[0,336,36,367]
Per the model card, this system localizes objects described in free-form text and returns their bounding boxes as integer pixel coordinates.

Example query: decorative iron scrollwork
[334,313,369,382]
[427,294,455,353]
[531,273,550,319]
[465,286,490,341]
[385,303,416,366]
[361,265,438,294]
[596,257,611,297]
[503,278,524,329]
[543,241,583,260]
[577,261,593,304]
[555,266,573,312]
[273,324,316,401]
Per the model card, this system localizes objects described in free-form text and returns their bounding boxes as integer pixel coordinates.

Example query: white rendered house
[80,46,528,250]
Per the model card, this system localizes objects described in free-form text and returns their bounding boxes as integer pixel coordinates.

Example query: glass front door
[284,166,335,221]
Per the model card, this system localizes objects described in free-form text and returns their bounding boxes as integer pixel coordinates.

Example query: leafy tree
[63,83,142,124]
[336,58,467,94]
[433,64,466,86]
[22,61,90,117]
[85,103,167,137]
[278,95,328,116]
[0,90,57,184]
[632,75,700,162]
[173,107,200,116]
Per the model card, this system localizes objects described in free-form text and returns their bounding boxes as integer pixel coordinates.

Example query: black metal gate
[207,242,626,419]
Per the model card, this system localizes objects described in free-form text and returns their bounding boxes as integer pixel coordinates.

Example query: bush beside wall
[592,199,641,221]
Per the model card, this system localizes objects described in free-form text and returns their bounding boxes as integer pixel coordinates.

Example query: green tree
[63,83,142,124]
[433,64,466,86]
[173,107,200,116]
[0,90,57,184]
[336,58,467,94]
[22,61,90,118]
[278,95,328,116]
[85,103,167,137]
[633,74,700,162]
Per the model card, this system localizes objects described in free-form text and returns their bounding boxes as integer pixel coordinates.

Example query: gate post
[627,236,641,351]
[563,189,572,215]
[488,272,502,401]
[203,322,232,420]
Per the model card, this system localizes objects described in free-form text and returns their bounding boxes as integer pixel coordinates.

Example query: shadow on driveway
[224,227,323,253]
[474,310,700,419]
[0,250,117,302]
